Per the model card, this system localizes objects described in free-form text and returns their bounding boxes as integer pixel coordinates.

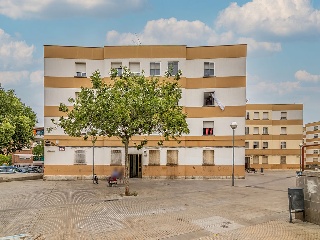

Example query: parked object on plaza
[107,176,118,187]
[288,187,305,223]
[0,166,15,174]
[93,174,98,184]
[246,167,257,173]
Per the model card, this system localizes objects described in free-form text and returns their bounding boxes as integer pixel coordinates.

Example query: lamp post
[230,122,238,186]
[299,143,303,172]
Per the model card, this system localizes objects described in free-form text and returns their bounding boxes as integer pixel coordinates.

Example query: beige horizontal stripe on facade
[186,45,247,59]
[44,165,245,177]
[305,121,320,127]
[249,164,299,170]
[44,76,246,89]
[245,134,303,140]
[245,120,303,125]
[245,149,300,155]
[306,138,320,142]
[44,105,246,118]
[44,45,104,60]
[246,104,303,111]
[306,154,320,157]
[104,45,186,59]
[304,145,320,149]
[305,130,320,134]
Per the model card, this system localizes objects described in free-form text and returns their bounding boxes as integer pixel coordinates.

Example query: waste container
[260,168,264,173]
[288,187,305,223]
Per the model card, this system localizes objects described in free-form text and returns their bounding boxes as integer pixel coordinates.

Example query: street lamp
[230,122,238,186]
[299,143,303,172]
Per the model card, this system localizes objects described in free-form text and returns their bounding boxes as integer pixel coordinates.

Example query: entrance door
[129,154,142,178]
[245,156,250,169]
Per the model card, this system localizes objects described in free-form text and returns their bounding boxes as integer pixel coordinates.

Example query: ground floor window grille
[253,155,259,164]
[262,156,268,164]
[111,150,122,165]
[149,150,160,165]
[203,150,214,165]
[74,150,86,165]
[280,156,286,164]
[167,150,178,165]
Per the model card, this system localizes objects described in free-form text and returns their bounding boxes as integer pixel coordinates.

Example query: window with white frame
[253,127,259,135]
[111,150,122,165]
[245,142,249,149]
[280,156,286,164]
[168,61,178,76]
[281,127,287,135]
[74,150,86,165]
[281,112,287,120]
[281,141,286,149]
[245,127,249,135]
[203,150,214,165]
[246,112,250,120]
[129,62,140,75]
[314,125,319,131]
[253,112,259,120]
[204,92,215,106]
[203,121,214,135]
[263,142,268,149]
[314,150,319,154]
[314,134,318,138]
[111,62,122,76]
[253,141,259,149]
[167,150,178,165]
[313,158,318,162]
[263,112,269,120]
[262,156,268,164]
[150,62,160,76]
[149,150,160,165]
[253,155,259,164]
[263,127,268,135]
[75,62,86,77]
[204,62,214,77]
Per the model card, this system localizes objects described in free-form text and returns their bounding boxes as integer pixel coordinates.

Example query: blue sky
[0,0,319,126]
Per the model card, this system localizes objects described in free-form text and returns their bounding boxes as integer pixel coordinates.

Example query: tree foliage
[0,88,37,155]
[52,68,189,195]
[32,140,44,158]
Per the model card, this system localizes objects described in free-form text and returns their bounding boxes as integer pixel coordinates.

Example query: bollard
[260,167,264,174]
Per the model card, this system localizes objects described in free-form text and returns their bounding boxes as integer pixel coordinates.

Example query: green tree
[0,88,37,155]
[0,154,11,165]
[32,140,44,160]
[53,68,189,195]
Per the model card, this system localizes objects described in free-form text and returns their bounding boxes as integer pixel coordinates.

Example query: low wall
[296,171,320,225]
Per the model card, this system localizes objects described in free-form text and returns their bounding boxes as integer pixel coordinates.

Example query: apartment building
[44,44,247,179]
[245,104,303,169]
[304,121,320,167]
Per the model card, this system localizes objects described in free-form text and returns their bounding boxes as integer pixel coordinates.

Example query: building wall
[245,104,303,169]
[44,44,247,179]
[304,121,320,165]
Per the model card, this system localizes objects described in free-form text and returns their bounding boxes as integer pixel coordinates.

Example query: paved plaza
[0,171,319,239]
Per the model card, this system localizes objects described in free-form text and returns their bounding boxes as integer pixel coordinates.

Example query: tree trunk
[124,137,130,196]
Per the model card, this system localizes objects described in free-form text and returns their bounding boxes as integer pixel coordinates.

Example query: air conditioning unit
[76,72,86,77]
[280,117,287,120]
[76,72,82,77]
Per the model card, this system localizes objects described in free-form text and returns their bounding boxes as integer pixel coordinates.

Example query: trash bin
[260,168,264,173]
[288,187,305,223]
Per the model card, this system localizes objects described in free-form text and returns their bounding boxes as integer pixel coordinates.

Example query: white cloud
[0,0,147,19]
[295,70,320,82]
[0,28,34,70]
[216,0,320,38]
[254,80,300,95]
[106,17,281,53]
[30,70,43,84]
[0,71,29,85]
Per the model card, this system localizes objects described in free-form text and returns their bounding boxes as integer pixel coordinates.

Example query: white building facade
[304,121,320,167]
[44,45,247,179]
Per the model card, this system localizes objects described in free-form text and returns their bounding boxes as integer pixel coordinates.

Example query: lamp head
[299,143,303,147]
[230,122,238,130]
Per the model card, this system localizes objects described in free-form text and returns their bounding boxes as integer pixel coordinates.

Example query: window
[203,121,214,135]
[281,142,286,149]
[150,62,160,76]
[203,150,214,165]
[263,112,269,120]
[253,141,259,149]
[204,92,215,106]
[263,127,268,135]
[263,142,268,149]
[245,127,249,135]
[74,150,86,165]
[111,62,122,76]
[129,62,140,75]
[313,158,318,163]
[314,150,319,154]
[281,127,287,135]
[75,62,86,77]
[280,156,286,164]
[245,142,249,149]
[111,150,122,165]
[253,112,259,120]
[204,62,214,77]
[149,150,160,165]
[314,134,318,139]
[281,112,287,120]
[246,112,250,120]
[253,127,259,135]
[262,156,268,164]
[167,150,178,165]
[253,155,259,164]
[168,61,178,76]
[314,126,319,131]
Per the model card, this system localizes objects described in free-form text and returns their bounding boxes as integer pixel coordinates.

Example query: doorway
[245,156,251,169]
[129,154,142,178]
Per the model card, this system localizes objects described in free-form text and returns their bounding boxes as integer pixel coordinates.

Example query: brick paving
[0,171,319,239]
